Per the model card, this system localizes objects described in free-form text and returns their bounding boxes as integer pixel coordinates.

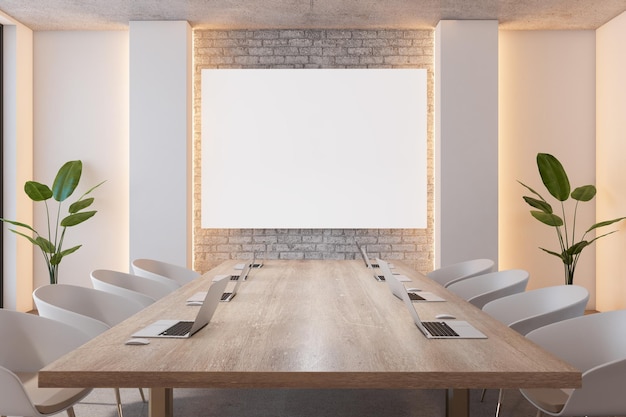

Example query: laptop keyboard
[408,292,425,301]
[160,321,193,336]
[422,321,459,337]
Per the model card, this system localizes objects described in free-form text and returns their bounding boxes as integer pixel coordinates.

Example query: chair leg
[66,406,76,417]
[495,389,504,417]
[139,388,147,402]
[480,388,487,402]
[114,387,124,417]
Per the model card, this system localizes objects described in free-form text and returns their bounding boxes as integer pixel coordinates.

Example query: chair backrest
[427,258,495,287]
[0,366,40,417]
[91,269,173,307]
[131,258,198,289]
[33,284,145,339]
[523,309,626,416]
[0,309,91,371]
[0,310,92,417]
[482,285,589,335]
[445,269,529,309]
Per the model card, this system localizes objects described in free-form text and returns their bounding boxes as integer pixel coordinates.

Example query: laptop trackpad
[132,320,179,338]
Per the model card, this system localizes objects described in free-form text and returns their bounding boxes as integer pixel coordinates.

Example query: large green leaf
[566,241,589,256]
[523,196,553,214]
[59,245,81,257]
[518,181,547,202]
[50,253,62,266]
[540,247,566,262]
[586,217,626,233]
[69,198,94,214]
[81,180,106,197]
[531,210,563,227]
[52,160,82,202]
[10,230,55,253]
[571,185,596,202]
[50,245,81,265]
[24,181,53,202]
[586,230,619,245]
[537,153,570,201]
[61,211,96,227]
[1,218,36,233]
[8,229,40,247]
[35,236,56,253]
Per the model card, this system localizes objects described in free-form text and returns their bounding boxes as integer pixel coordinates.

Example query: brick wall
[192,29,434,273]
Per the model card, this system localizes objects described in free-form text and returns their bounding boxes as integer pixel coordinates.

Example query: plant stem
[560,201,569,250]
[55,202,62,250]
[44,200,52,245]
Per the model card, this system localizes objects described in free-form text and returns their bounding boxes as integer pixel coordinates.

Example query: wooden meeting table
[39,260,580,417]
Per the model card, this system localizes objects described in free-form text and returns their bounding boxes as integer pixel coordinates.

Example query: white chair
[445,269,529,309]
[131,258,200,289]
[427,258,495,287]
[33,284,145,339]
[520,309,626,417]
[482,285,589,336]
[0,309,92,417]
[33,284,146,417]
[91,269,173,308]
[480,285,590,416]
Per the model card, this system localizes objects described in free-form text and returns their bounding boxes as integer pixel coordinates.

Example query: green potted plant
[519,153,625,285]
[1,160,104,284]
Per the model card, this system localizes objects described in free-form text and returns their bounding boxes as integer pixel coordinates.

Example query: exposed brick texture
[193,29,434,273]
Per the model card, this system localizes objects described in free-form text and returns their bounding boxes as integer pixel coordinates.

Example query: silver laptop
[377,259,445,302]
[356,241,404,282]
[232,253,257,280]
[220,261,251,302]
[356,241,379,268]
[389,268,486,339]
[356,241,385,281]
[251,251,263,269]
[189,262,252,304]
[131,275,229,339]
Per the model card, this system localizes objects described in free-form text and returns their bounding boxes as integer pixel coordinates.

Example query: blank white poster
[201,68,427,229]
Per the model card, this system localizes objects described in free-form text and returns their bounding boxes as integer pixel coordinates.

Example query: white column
[129,21,192,268]
[434,20,499,268]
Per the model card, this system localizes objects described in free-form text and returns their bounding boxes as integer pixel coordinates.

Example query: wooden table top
[39,260,581,390]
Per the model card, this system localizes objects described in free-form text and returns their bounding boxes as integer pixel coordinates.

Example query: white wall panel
[129,21,192,268]
[435,20,499,268]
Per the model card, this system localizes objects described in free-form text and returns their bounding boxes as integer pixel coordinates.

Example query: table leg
[149,388,173,417]
[446,388,470,417]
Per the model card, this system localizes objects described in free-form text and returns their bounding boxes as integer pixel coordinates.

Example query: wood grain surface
[39,260,581,390]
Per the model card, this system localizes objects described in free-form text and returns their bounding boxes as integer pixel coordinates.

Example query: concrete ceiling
[0,0,624,31]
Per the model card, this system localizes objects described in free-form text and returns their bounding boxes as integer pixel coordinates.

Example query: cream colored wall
[1,18,34,311]
[499,31,597,307]
[596,11,626,311]
[32,31,130,289]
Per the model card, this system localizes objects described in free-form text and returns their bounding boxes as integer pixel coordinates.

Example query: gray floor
[73,387,542,417]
